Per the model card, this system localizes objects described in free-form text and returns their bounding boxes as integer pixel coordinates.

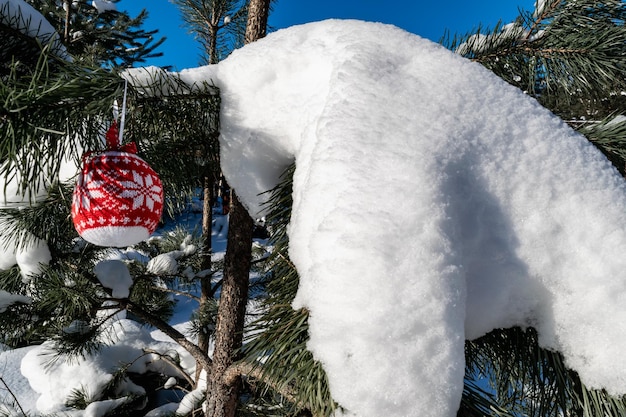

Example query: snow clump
[177,19,626,417]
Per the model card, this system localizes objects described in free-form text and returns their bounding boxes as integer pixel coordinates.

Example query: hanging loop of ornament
[105,79,137,153]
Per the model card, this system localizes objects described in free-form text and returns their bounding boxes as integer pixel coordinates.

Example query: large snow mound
[179,20,626,417]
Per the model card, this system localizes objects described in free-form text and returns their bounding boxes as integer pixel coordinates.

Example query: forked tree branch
[126,300,213,374]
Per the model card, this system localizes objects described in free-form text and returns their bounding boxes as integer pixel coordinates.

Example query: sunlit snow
[94,259,134,298]
[179,19,626,417]
[20,319,195,414]
[91,0,116,14]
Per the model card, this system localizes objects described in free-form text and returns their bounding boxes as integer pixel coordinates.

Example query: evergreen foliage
[445,0,626,172]
[123,70,221,217]
[0,49,123,201]
[22,0,165,67]
[170,0,249,64]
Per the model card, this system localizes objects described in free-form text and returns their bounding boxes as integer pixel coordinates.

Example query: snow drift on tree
[174,19,626,417]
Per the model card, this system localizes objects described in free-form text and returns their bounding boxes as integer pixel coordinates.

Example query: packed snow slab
[179,20,626,417]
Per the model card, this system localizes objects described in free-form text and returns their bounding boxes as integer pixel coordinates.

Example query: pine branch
[1,57,124,199]
[447,0,626,109]
[143,348,196,388]
[223,362,309,411]
[126,299,212,374]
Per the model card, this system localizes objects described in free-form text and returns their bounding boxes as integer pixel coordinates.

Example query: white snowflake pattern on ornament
[120,171,163,211]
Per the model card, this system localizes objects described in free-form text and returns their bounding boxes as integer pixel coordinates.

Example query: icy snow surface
[178,20,626,417]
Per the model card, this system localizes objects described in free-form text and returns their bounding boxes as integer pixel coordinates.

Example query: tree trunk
[244,0,270,43]
[205,2,269,415]
[197,175,213,381]
[205,192,253,417]
[208,24,219,64]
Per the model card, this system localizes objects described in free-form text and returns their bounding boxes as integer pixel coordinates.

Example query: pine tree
[171,0,252,391]
[171,0,248,65]
[12,0,626,415]
[0,1,293,415]
[21,0,165,67]
[444,1,626,415]
[169,1,277,416]
[205,3,270,415]
[0,1,223,413]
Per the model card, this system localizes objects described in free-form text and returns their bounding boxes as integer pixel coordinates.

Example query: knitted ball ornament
[72,122,164,247]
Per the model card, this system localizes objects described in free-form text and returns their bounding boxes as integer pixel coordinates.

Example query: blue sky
[122,0,536,71]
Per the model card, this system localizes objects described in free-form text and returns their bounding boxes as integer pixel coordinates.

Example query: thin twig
[0,376,27,416]
[151,285,201,302]
[524,0,560,42]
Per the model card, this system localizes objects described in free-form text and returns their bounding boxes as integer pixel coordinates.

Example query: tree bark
[205,2,270,415]
[244,0,270,43]
[205,192,253,417]
[197,175,213,381]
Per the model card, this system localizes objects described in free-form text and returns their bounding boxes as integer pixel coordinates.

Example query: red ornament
[72,122,164,247]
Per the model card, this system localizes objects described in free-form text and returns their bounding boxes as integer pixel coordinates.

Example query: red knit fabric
[72,150,164,247]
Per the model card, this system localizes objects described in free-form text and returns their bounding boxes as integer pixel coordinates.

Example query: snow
[180,19,626,416]
[146,252,180,275]
[455,21,526,55]
[20,319,194,415]
[4,11,626,417]
[91,0,116,14]
[146,237,197,276]
[175,369,207,415]
[93,259,133,298]
[0,345,40,412]
[0,290,31,313]
[163,376,177,389]
[0,235,52,281]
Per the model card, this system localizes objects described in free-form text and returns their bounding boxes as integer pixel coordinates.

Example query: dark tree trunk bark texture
[205,192,253,417]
